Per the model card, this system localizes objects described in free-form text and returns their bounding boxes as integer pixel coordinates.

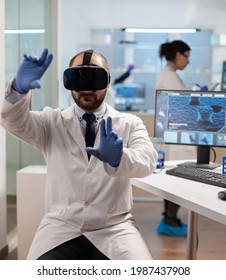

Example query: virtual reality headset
[63,49,110,91]
[63,65,110,91]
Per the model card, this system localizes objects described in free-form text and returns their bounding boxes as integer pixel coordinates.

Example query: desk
[131,160,226,259]
[17,162,226,260]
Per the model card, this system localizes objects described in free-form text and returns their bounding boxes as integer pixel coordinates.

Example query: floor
[4,189,226,260]
[132,188,226,260]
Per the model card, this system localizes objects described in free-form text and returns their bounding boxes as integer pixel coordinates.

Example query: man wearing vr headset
[1,48,157,260]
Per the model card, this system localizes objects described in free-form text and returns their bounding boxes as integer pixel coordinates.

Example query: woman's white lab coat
[155,63,196,160]
[156,64,187,90]
[1,85,157,260]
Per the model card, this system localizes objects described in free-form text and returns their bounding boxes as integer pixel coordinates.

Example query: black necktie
[83,113,96,158]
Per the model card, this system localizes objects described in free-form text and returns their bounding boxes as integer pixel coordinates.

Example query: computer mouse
[218,190,226,200]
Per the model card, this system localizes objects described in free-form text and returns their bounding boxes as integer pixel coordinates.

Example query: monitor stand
[177,146,220,170]
[178,161,220,169]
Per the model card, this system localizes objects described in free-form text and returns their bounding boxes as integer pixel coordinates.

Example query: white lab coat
[1,84,158,260]
[156,64,187,90]
[155,63,196,160]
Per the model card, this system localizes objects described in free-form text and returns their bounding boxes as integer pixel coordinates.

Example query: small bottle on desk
[156,150,165,169]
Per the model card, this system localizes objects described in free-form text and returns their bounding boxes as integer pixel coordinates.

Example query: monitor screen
[154,89,226,169]
[114,83,145,111]
[221,61,226,91]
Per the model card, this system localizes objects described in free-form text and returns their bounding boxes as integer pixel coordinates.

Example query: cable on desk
[211,147,216,163]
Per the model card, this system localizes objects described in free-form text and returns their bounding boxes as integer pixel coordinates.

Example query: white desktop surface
[132,160,226,226]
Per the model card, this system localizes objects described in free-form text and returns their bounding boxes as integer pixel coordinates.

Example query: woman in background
[155,40,191,237]
[156,40,190,90]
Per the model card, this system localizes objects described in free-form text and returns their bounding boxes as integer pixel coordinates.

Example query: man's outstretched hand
[13,48,53,94]
[86,117,123,167]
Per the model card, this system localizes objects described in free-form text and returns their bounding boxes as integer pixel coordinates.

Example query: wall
[60,0,226,61]
[0,0,7,257]
[59,0,226,108]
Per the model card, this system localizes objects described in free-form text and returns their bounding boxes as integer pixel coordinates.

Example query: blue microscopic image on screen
[168,96,225,132]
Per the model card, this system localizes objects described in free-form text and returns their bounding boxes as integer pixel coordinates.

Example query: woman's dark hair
[159,40,191,61]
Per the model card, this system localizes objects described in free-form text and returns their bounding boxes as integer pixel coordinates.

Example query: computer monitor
[114,83,145,111]
[221,61,226,91]
[154,89,226,169]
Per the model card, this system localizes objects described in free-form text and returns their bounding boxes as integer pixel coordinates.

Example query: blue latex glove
[86,117,123,167]
[200,85,208,91]
[13,48,53,94]
[127,64,135,73]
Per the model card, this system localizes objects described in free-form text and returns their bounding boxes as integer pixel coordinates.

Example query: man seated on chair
[1,48,157,260]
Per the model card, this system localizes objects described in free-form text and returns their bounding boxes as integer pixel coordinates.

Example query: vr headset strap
[82,49,94,65]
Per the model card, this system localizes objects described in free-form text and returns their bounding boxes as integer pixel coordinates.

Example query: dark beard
[71,91,106,111]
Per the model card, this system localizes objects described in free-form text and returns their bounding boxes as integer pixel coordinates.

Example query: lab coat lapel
[61,105,87,160]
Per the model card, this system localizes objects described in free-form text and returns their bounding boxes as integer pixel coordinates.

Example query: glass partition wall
[5,0,58,195]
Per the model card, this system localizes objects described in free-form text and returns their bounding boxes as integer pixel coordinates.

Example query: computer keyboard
[166,165,226,188]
